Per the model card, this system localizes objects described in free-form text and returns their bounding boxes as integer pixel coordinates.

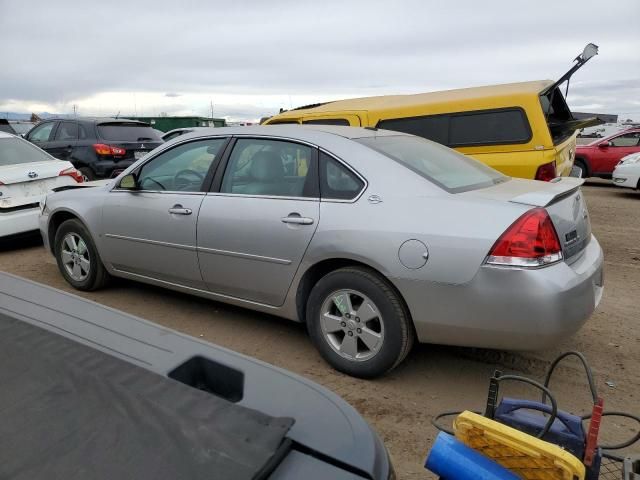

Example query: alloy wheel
[61,233,91,281]
[319,289,385,362]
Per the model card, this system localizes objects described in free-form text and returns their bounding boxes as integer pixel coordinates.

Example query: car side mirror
[119,173,139,190]
[598,141,611,148]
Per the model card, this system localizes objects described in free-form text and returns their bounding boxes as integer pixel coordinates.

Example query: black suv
[24,118,163,180]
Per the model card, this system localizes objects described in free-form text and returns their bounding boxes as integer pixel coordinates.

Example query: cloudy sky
[1,0,639,122]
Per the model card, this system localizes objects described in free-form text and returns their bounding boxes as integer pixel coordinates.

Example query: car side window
[28,123,55,142]
[55,122,79,141]
[136,138,226,192]
[221,138,316,197]
[610,132,640,147]
[320,152,364,200]
[78,124,89,140]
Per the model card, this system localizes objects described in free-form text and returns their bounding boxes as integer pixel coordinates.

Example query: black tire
[78,167,95,182]
[54,219,109,291]
[575,159,588,179]
[306,267,415,379]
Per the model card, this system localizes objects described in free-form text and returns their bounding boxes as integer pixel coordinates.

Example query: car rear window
[97,123,162,142]
[356,135,507,193]
[0,137,52,166]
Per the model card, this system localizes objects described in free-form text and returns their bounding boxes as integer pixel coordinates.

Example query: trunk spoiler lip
[509,177,584,207]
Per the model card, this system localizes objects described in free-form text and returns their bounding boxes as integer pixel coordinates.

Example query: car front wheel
[54,219,109,291]
[306,267,414,378]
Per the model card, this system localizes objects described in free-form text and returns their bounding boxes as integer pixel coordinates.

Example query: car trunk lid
[464,177,591,261]
[0,161,77,208]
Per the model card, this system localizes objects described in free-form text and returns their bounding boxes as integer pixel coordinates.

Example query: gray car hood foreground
[0,272,390,479]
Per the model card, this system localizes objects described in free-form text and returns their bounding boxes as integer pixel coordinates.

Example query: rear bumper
[0,206,40,238]
[398,235,604,350]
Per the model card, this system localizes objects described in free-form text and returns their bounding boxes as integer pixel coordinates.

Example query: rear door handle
[281,214,314,225]
[168,205,192,215]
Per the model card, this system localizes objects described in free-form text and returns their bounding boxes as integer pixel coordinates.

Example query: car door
[100,137,229,289]
[46,121,78,161]
[197,137,320,306]
[597,132,640,173]
[25,121,57,152]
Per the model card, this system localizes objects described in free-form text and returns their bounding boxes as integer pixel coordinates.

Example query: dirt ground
[1,179,639,479]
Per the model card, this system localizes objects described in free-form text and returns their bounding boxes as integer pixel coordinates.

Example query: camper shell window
[377,108,532,148]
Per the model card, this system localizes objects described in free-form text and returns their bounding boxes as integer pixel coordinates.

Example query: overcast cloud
[1,0,638,122]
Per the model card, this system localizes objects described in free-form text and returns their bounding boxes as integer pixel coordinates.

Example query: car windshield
[356,135,508,193]
[0,137,53,166]
[97,122,162,142]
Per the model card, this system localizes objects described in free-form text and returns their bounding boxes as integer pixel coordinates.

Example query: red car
[575,127,640,178]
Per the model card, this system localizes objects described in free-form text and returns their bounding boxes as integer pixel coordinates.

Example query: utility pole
[210,99,214,119]
[72,104,78,117]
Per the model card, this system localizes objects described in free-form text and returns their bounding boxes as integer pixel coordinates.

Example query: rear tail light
[535,161,557,181]
[486,208,562,267]
[59,167,84,183]
[93,144,126,156]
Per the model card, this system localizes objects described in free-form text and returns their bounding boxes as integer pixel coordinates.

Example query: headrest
[250,151,284,182]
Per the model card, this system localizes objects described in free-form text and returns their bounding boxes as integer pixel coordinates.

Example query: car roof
[0,131,17,139]
[178,124,409,142]
[270,80,554,120]
[40,117,150,126]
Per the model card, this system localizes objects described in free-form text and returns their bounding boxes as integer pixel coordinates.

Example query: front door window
[137,138,227,192]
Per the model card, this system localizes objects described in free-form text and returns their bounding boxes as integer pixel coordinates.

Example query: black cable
[494,375,558,439]
[580,411,640,450]
[542,351,598,405]
[430,351,639,452]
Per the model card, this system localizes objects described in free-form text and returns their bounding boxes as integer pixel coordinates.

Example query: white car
[612,152,640,191]
[0,132,83,238]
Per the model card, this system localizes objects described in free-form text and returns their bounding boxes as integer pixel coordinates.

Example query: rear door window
[54,122,79,141]
[97,123,162,142]
[221,138,317,197]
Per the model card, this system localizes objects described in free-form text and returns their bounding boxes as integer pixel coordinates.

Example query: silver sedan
[40,125,604,378]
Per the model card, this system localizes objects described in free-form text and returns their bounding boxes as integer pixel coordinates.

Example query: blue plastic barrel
[425,432,520,480]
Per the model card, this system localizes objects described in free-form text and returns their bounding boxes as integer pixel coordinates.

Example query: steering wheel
[142,177,166,190]
[174,169,205,190]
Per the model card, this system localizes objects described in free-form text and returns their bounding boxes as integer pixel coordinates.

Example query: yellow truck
[265,45,600,181]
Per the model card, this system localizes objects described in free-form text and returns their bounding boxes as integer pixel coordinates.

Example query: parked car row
[36,125,604,378]
[575,127,640,179]
[0,131,84,238]
[23,117,163,180]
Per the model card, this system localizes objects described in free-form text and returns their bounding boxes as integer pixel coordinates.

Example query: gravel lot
[1,180,639,479]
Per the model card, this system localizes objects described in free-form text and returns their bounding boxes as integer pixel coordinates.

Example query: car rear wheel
[54,219,109,291]
[306,267,414,378]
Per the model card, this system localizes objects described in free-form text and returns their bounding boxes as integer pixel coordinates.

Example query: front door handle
[168,204,192,215]
[281,214,314,225]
